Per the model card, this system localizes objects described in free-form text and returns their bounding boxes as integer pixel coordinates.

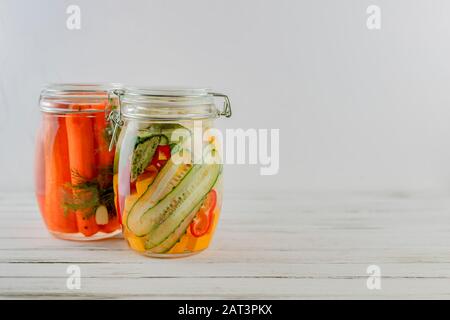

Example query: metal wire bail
[107,89,125,151]
[211,92,232,118]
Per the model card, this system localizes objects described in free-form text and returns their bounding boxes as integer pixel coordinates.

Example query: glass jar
[111,87,231,257]
[35,84,122,240]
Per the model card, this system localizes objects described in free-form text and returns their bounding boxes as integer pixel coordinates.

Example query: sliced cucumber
[127,151,193,236]
[138,124,189,145]
[130,123,189,181]
[136,125,163,144]
[136,131,167,144]
[148,202,202,253]
[144,163,221,249]
[159,135,169,145]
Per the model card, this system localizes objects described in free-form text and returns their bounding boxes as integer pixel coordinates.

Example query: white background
[1,0,450,193]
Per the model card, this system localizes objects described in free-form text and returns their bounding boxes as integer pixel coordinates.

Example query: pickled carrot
[93,105,115,170]
[92,104,120,233]
[35,121,46,215]
[66,106,100,236]
[43,115,78,233]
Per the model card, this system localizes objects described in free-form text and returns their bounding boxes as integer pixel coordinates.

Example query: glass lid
[116,87,231,120]
[39,83,122,113]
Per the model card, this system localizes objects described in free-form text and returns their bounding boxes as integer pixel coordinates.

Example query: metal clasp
[211,92,232,118]
[107,89,125,151]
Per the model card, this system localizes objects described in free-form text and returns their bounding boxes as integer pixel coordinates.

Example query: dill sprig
[62,167,116,219]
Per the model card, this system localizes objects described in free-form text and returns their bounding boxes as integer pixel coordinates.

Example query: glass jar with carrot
[110,87,231,257]
[35,84,122,240]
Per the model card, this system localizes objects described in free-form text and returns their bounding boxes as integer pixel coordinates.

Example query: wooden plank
[0,191,450,299]
[2,278,450,300]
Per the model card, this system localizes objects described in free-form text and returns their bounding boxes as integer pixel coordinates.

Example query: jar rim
[122,86,212,98]
[41,83,122,97]
[117,87,227,120]
[39,84,231,119]
[39,83,122,114]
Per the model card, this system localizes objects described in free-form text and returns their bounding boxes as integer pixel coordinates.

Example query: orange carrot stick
[93,104,115,170]
[35,121,46,215]
[92,103,120,233]
[43,114,78,233]
[101,215,120,233]
[66,106,100,236]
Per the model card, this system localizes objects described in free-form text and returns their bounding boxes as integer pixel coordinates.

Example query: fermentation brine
[111,88,231,257]
[35,84,122,240]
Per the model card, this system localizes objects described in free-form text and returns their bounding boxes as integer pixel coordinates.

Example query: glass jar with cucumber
[110,88,231,257]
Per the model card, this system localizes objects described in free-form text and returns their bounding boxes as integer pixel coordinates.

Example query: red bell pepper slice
[190,190,217,237]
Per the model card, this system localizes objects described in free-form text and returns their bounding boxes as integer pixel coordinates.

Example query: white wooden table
[1,191,450,299]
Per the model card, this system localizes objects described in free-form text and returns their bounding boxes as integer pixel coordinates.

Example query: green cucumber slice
[144,163,221,249]
[159,135,169,145]
[148,202,202,253]
[129,122,189,181]
[138,124,190,145]
[127,151,193,236]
